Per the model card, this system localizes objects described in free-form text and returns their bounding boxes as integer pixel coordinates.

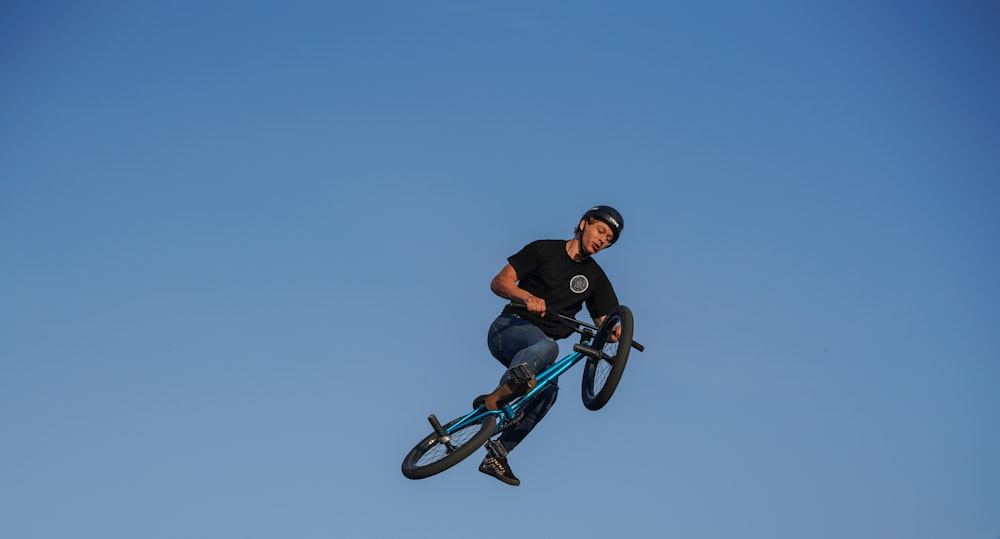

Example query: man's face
[580,219,614,255]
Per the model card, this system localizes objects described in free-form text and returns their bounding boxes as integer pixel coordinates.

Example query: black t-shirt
[501,239,619,339]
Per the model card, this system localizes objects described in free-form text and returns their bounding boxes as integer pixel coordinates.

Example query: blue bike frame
[445,346,589,435]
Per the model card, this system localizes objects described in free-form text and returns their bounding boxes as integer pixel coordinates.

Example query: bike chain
[493,410,525,434]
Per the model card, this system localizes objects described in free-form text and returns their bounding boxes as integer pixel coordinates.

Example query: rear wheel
[401,413,497,479]
[581,305,634,411]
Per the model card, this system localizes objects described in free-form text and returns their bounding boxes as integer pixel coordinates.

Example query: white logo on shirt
[570,275,589,294]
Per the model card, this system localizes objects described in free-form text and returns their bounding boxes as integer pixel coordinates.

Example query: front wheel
[581,305,634,411]
[401,412,497,479]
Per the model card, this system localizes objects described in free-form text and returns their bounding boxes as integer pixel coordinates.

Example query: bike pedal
[484,439,508,459]
[508,363,534,384]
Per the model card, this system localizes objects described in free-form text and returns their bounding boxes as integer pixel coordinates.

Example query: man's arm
[491,263,546,316]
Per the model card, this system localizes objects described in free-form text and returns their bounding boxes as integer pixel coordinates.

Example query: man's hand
[594,315,621,342]
[524,295,547,318]
[609,323,621,343]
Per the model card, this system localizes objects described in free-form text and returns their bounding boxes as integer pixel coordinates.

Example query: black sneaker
[479,440,520,486]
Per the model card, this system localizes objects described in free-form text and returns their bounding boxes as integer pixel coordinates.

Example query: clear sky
[2,1,998,538]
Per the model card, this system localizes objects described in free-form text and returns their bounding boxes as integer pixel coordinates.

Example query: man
[478,205,625,485]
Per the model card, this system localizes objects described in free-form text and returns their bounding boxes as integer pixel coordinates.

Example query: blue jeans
[487,313,560,453]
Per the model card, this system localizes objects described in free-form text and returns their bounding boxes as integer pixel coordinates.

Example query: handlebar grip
[631,340,644,352]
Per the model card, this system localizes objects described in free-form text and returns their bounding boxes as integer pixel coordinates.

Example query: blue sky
[2,1,998,538]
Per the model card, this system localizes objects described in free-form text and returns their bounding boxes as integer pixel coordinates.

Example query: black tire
[401,413,497,479]
[581,305,634,411]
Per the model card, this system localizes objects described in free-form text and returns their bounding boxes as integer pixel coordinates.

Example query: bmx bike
[401,304,644,480]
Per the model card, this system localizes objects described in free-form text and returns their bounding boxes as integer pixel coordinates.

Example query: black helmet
[581,205,624,244]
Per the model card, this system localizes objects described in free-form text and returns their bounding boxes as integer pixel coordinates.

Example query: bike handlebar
[508,301,644,352]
